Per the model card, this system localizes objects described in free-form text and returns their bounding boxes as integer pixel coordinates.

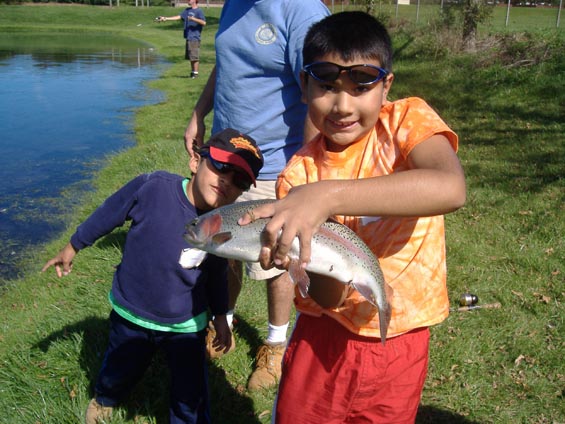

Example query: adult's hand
[184,115,206,157]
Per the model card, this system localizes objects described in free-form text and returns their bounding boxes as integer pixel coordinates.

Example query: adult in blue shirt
[158,0,206,78]
[184,0,330,391]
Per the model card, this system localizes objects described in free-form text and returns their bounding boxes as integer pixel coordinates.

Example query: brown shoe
[85,398,113,424]
[247,342,286,391]
[206,321,236,359]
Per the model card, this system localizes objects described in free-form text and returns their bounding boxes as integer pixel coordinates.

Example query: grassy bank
[1,4,563,424]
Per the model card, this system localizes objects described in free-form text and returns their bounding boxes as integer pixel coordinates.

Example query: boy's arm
[189,15,206,26]
[71,174,148,250]
[241,134,466,267]
[205,256,232,354]
[157,15,182,22]
[210,314,233,355]
[205,256,229,315]
[42,174,149,277]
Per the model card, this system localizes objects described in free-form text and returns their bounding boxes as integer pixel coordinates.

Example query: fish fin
[384,281,394,303]
[211,231,232,244]
[351,282,379,308]
[352,282,393,345]
[200,213,223,240]
[289,259,310,298]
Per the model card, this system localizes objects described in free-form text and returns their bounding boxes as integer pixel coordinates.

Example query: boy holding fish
[42,128,263,424]
[241,12,467,423]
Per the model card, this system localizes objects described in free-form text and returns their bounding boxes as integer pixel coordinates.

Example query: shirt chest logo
[255,23,277,45]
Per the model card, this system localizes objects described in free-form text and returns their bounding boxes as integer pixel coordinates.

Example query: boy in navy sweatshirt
[42,128,263,424]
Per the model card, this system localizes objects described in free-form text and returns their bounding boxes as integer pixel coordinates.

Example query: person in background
[42,128,263,424]
[157,0,206,78]
[183,0,330,391]
[241,12,466,423]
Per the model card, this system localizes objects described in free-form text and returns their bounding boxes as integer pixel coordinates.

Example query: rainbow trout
[184,200,392,343]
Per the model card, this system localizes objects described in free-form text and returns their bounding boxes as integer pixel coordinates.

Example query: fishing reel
[459,293,478,307]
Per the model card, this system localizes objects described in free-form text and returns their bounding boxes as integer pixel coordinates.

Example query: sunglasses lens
[350,65,385,84]
[207,155,228,173]
[202,153,252,191]
[308,63,341,82]
[234,178,252,191]
[306,62,387,85]
[228,168,252,190]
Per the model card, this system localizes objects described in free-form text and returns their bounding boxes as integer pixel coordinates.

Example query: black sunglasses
[303,61,388,86]
[200,151,252,191]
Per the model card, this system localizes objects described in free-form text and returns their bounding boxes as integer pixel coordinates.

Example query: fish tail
[378,301,392,345]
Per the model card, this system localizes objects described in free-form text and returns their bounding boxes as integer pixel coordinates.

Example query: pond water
[0,33,165,281]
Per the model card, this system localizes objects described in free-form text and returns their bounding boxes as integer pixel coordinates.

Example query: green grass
[0,4,564,424]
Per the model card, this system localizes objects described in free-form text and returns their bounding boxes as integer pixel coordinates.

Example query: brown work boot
[247,341,286,391]
[85,398,113,424]
[206,321,236,359]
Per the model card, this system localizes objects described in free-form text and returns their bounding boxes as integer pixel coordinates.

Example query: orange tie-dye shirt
[276,97,459,338]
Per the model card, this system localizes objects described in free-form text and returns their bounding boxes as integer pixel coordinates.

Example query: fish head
[184,213,233,250]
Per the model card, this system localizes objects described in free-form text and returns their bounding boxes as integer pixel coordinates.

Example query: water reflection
[0,33,164,281]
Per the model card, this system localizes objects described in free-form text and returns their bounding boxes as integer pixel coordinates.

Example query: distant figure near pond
[157,0,206,78]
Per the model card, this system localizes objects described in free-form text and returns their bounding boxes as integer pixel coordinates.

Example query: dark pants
[95,311,210,424]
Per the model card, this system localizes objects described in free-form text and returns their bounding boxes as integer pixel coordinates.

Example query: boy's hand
[210,315,232,354]
[41,242,77,277]
[238,184,332,268]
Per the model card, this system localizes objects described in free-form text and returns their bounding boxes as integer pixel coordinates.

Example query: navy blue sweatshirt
[70,171,228,324]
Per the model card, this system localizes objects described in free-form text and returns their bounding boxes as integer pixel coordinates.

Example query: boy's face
[301,53,393,152]
[187,153,248,211]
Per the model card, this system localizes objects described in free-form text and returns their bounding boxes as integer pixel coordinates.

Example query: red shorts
[274,314,430,424]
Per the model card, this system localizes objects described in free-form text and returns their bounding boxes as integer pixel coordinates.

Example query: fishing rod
[450,293,501,312]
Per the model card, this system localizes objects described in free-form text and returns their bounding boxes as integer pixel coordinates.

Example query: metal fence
[40,0,561,29]
[195,0,562,29]
[322,0,562,29]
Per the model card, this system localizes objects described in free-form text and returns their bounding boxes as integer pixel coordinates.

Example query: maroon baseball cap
[205,128,264,184]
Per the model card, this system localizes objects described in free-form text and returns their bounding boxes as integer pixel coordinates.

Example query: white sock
[266,322,289,345]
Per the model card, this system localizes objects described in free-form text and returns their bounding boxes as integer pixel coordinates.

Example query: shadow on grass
[417,405,480,423]
[33,316,261,423]
[231,315,263,358]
